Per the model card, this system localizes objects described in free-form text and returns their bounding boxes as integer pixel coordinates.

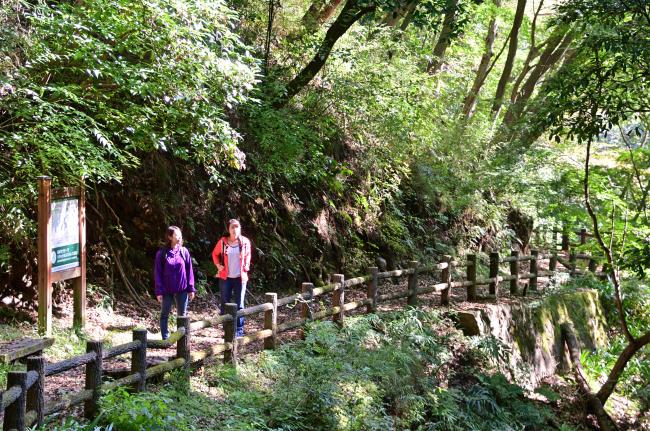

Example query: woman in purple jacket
[154,226,196,340]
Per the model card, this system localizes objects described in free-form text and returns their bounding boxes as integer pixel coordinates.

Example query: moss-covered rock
[456,289,608,388]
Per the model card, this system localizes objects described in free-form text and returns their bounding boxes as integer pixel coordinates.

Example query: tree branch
[276,0,374,106]
[584,138,634,343]
[596,330,650,403]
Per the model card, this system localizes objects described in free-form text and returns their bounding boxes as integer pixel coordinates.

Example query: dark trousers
[219,277,246,336]
[160,292,189,340]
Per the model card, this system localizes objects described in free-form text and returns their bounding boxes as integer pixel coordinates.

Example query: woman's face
[229,223,241,239]
[168,230,181,247]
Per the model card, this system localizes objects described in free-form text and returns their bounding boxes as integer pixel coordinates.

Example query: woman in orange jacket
[212,219,252,337]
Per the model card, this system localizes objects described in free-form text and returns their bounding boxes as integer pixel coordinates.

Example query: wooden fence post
[569,252,577,276]
[579,228,587,245]
[530,250,539,292]
[466,254,477,301]
[26,356,45,427]
[509,250,519,295]
[223,303,238,366]
[177,316,191,368]
[73,183,86,330]
[588,257,597,273]
[441,256,451,306]
[550,252,558,272]
[407,261,419,306]
[37,176,52,336]
[264,293,278,350]
[131,328,147,392]
[84,340,103,419]
[561,227,570,251]
[366,267,379,313]
[332,274,345,324]
[4,371,27,431]
[489,252,499,296]
[300,282,314,339]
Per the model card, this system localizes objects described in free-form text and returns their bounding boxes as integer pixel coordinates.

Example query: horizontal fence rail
[0,227,606,430]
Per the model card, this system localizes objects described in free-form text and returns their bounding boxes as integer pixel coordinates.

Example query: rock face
[456,289,608,388]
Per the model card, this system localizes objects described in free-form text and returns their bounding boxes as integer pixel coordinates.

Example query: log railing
[0,228,604,430]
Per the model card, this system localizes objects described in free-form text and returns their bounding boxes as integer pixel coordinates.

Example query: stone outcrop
[456,289,608,388]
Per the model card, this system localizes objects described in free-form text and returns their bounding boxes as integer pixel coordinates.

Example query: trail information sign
[51,197,80,272]
[37,176,87,335]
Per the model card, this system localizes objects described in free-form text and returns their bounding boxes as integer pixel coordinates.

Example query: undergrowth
[37,309,573,430]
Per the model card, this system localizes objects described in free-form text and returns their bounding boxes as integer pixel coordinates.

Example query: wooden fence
[1,228,605,430]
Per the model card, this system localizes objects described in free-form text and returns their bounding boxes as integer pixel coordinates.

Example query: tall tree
[276,0,376,106]
[426,0,459,74]
[490,0,526,117]
[502,28,573,127]
[462,0,501,118]
[507,0,546,105]
[527,0,650,417]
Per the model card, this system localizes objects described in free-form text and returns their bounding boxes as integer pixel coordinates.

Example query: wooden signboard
[38,176,86,336]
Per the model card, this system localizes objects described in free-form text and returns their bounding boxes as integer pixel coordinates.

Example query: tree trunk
[302,0,327,31]
[462,0,501,118]
[426,0,459,74]
[317,0,346,25]
[502,30,572,127]
[383,1,417,28]
[561,324,617,431]
[507,0,545,105]
[491,0,526,116]
[399,1,418,31]
[584,137,635,344]
[583,136,650,409]
[276,0,375,106]
[597,330,650,403]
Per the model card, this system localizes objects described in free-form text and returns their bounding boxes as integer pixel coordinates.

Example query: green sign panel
[52,243,80,271]
[51,197,80,272]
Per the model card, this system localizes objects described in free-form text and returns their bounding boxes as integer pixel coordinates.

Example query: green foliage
[100,386,191,431]
[559,275,650,411]
[164,310,559,430]
[540,0,650,142]
[0,0,258,269]
[32,417,110,431]
[581,334,650,412]
[26,310,567,430]
[427,373,553,431]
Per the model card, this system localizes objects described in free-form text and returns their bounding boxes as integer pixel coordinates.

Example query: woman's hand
[189,292,195,301]
[216,264,224,272]
[156,295,162,303]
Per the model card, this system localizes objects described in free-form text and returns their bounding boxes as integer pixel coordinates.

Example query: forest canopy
[0,0,648,324]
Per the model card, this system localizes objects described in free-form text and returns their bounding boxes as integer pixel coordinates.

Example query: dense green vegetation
[38,310,574,431]
[1,0,649,428]
[1,0,648,295]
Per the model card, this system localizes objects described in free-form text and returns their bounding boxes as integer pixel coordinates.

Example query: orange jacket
[211,236,252,282]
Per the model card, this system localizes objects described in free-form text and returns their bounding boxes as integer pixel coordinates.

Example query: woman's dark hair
[165,226,183,248]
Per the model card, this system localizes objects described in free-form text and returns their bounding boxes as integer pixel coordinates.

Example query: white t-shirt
[226,242,241,278]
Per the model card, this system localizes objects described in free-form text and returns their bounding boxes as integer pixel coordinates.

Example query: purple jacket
[154,246,195,296]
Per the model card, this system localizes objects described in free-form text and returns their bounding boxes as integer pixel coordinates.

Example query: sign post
[38,176,86,335]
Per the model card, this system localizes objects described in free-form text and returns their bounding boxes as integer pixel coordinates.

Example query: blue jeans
[160,292,189,340]
[219,277,246,336]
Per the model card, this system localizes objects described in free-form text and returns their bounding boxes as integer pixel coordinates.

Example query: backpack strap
[221,237,226,266]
